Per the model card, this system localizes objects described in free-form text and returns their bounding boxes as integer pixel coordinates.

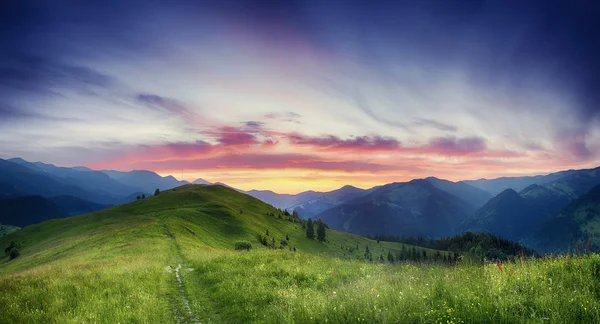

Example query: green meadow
[1,185,600,323]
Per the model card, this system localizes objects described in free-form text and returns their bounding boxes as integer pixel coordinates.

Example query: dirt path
[163,223,201,324]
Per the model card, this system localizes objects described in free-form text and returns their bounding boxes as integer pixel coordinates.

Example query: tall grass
[182,251,600,323]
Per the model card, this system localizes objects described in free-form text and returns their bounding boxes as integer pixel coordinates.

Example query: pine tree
[306,218,315,239]
[387,251,394,263]
[316,220,326,242]
[422,250,427,260]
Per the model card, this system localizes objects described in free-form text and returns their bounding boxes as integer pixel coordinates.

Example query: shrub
[9,248,20,260]
[234,241,252,251]
[280,239,288,247]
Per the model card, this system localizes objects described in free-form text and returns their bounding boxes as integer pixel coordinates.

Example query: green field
[1,185,600,323]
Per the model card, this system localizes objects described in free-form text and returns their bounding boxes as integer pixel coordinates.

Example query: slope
[0,184,448,323]
[0,159,121,205]
[0,195,110,227]
[528,184,600,253]
[457,189,550,241]
[425,177,492,209]
[8,158,141,197]
[318,179,474,238]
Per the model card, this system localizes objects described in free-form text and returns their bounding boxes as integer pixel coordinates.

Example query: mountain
[461,169,584,195]
[0,159,119,205]
[424,177,492,209]
[527,184,600,253]
[542,167,600,199]
[101,169,188,192]
[8,158,140,197]
[288,185,375,219]
[0,196,68,227]
[519,184,571,215]
[48,195,111,216]
[458,189,552,241]
[318,179,474,238]
[192,178,211,185]
[0,195,111,227]
[244,189,314,209]
[244,185,376,219]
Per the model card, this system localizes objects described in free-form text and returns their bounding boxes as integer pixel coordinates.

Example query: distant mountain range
[458,167,600,242]
[317,179,476,238]
[0,157,201,227]
[2,156,600,253]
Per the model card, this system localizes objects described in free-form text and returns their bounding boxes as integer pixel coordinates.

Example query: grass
[1,184,599,323]
[0,224,20,237]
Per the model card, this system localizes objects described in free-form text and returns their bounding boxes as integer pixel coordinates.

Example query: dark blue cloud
[1,0,599,122]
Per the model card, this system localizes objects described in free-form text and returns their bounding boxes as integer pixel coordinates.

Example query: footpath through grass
[1,185,600,323]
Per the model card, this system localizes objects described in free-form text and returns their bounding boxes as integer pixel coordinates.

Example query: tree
[292,210,299,218]
[317,220,326,242]
[286,234,290,241]
[234,241,252,251]
[141,194,145,199]
[306,218,315,239]
[136,196,141,200]
[422,250,427,260]
[154,188,160,196]
[387,251,394,263]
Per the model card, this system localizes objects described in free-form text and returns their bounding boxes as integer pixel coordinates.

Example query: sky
[1,0,599,194]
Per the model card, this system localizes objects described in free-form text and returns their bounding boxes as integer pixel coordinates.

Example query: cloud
[0,54,114,95]
[243,121,265,128]
[264,111,301,123]
[412,118,457,132]
[287,134,401,151]
[96,152,400,173]
[212,126,259,145]
[422,136,487,156]
[136,94,201,121]
[555,129,592,161]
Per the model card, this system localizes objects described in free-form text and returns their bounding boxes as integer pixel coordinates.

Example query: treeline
[339,241,458,264]
[370,232,537,261]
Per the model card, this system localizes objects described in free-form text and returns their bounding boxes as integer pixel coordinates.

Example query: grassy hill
[0,185,446,322]
[2,184,600,323]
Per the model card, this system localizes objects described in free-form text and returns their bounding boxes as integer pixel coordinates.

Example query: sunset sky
[1,0,599,193]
